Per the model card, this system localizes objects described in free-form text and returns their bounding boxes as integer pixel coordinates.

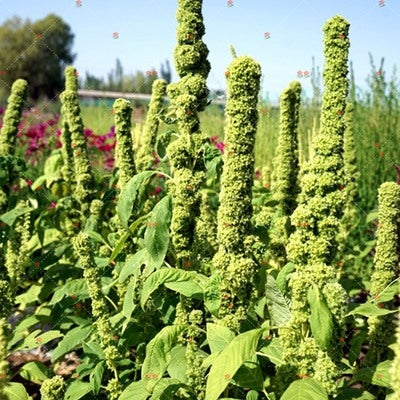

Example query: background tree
[0,14,75,101]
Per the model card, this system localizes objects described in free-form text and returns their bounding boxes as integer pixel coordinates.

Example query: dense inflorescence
[113,98,136,189]
[136,79,167,172]
[268,81,301,267]
[392,315,400,400]
[337,102,360,261]
[72,233,121,396]
[368,182,400,363]
[39,376,66,400]
[0,79,28,211]
[0,79,28,157]
[5,202,31,293]
[60,89,95,217]
[166,0,210,264]
[281,15,350,394]
[213,55,261,330]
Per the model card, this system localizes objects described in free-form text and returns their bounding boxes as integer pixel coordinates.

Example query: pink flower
[215,141,225,153]
[155,186,162,195]
[26,179,33,186]
[47,201,57,209]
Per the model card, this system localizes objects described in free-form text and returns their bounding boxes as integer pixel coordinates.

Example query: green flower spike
[268,81,301,267]
[0,79,28,157]
[60,90,95,217]
[280,15,350,395]
[136,79,167,172]
[73,233,121,383]
[368,182,400,364]
[391,313,400,400]
[166,0,211,264]
[213,55,261,330]
[113,98,136,189]
[337,102,360,262]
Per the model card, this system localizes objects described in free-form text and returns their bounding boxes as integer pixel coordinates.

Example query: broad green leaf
[64,380,93,400]
[353,360,392,389]
[119,380,150,400]
[108,214,148,264]
[366,210,378,223]
[347,303,398,317]
[2,382,31,400]
[144,195,172,268]
[335,389,375,400]
[265,275,291,326]
[258,337,285,366]
[15,330,63,351]
[167,345,187,383]
[118,171,156,228]
[246,390,260,400]
[119,248,148,283]
[233,355,264,390]
[141,269,205,308]
[275,262,295,293]
[0,205,32,226]
[84,230,111,249]
[18,361,49,384]
[44,151,63,186]
[307,285,333,350]
[206,323,235,353]
[205,328,262,400]
[15,284,42,307]
[373,279,399,302]
[349,331,367,365]
[90,360,106,394]
[51,325,94,362]
[122,278,137,320]
[142,325,185,391]
[49,279,88,305]
[27,228,61,252]
[281,378,328,400]
[204,274,222,316]
[31,175,46,191]
[149,378,182,400]
[83,341,105,360]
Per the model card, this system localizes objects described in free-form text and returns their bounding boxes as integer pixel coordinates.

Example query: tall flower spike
[280,15,350,395]
[0,79,28,157]
[72,233,121,387]
[267,81,301,267]
[136,79,167,172]
[60,90,95,217]
[166,0,211,263]
[213,55,261,330]
[368,182,400,364]
[391,314,400,399]
[337,102,360,262]
[5,203,31,293]
[113,98,136,189]
[59,66,79,188]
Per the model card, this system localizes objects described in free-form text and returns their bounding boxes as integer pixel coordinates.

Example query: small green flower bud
[40,376,66,400]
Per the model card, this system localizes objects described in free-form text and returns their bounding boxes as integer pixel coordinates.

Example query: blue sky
[0,0,399,103]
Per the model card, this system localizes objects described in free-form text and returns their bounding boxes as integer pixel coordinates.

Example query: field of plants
[0,0,400,399]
